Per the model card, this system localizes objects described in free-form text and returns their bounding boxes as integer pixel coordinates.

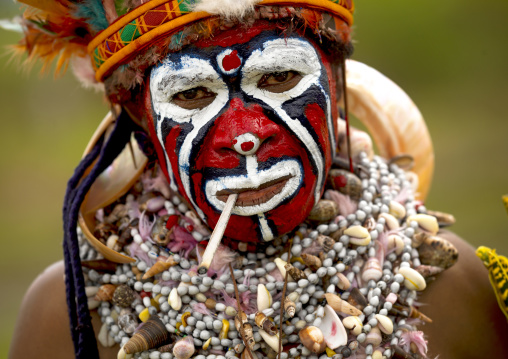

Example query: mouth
[204,158,303,216]
[216,175,292,207]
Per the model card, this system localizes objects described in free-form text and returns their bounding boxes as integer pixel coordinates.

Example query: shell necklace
[80,152,457,359]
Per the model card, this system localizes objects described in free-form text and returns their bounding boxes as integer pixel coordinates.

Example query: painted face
[147,28,337,243]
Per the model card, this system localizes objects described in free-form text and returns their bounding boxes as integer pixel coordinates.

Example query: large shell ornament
[345,59,434,200]
[79,112,147,264]
[124,315,169,354]
[327,169,363,200]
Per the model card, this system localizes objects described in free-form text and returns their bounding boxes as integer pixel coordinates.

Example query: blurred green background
[1,0,507,356]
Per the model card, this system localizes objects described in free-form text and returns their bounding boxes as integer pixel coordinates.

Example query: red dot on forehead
[240,141,255,152]
[222,50,241,72]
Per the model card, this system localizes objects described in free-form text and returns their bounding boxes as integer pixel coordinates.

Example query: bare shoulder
[9,261,119,359]
[420,231,508,358]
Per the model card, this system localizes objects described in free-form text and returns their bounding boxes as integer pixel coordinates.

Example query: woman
[8,0,508,358]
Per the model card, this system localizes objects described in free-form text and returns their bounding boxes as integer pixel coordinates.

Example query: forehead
[151,29,321,74]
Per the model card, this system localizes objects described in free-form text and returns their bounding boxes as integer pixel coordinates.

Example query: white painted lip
[205,159,302,216]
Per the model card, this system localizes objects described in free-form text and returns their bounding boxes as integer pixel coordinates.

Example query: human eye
[257,71,302,93]
[172,87,217,110]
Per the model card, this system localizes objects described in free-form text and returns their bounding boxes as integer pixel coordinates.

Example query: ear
[122,82,151,133]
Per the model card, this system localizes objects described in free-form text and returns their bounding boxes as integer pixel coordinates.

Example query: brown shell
[205,298,217,310]
[299,326,326,354]
[284,263,307,281]
[325,293,362,316]
[316,235,336,252]
[347,287,368,311]
[307,199,339,222]
[124,316,169,354]
[418,235,458,269]
[426,209,456,227]
[151,215,171,246]
[388,154,415,171]
[112,284,136,308]
[242,323,255,350]
[142,258,177,280]
[255,312,277,336]
[284,297,296,318]
[94,284,116,301]
[327,169,363,200]
[301,253,322,271]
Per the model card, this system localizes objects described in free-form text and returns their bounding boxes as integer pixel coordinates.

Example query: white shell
[257,284,273,312]
[318,305,348,349]
[336,272,351,290]
[98,322,116,347]
[387,234,405,255]
[398,266,427,291]
[169,288,182,310]
[375,314,394,334]
[342,316,363,336]
[274,258,294,282]
[389,201,406,219]
[406,214,439,235]
[117,346,133,359]
[344,226,371,246]
[361,257,382,282]
[378,213,400,231]
[259,329,280,352]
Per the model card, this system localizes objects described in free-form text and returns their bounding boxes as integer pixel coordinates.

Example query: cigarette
[198,193,238,275]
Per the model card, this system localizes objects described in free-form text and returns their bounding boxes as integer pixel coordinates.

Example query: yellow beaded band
[88,0,354,82]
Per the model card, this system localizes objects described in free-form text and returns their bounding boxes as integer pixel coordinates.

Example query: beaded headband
[89,0,354,82]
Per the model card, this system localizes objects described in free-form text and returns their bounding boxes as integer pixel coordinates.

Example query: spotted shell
[307,199,339,222]
[112,284,136,308]
[124,315,169,354]
[418,235,458,269]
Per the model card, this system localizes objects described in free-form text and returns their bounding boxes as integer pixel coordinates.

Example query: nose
[211,98,280,155]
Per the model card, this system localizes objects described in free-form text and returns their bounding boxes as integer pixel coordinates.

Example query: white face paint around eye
[241,38,322,104]
[150,55,229,217]
[240,38,331,206]
[150,55,228,123]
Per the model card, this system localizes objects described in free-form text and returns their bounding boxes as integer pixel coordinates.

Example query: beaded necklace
[80,152,457,359]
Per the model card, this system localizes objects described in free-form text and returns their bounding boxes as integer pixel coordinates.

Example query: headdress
[13,0,354,99]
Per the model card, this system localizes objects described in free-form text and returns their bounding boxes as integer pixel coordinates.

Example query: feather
[167,226,198,257]
[400,331,428,357]
[324,189,357,216]
[72,0,109,32]
[71,55,104,91]
[138,211,155,242]
[192,0,260,19]
[208,245,237,277]
[102,0,119,24]
[17,0,69,15]
[192,302,213,316]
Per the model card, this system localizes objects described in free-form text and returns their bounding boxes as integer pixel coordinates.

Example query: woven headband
[88,0,354,82]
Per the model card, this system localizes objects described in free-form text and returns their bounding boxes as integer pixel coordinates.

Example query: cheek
[195,125,240,171]
[305,103,332,169]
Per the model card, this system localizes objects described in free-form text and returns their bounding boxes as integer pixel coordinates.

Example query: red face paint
[222,50,242,72]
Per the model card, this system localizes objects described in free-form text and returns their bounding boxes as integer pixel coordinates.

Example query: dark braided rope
[63,131,105,352]
[63,110,141,358]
